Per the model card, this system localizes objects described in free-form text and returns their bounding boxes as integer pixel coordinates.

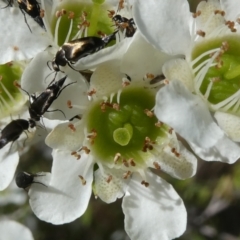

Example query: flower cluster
[1,0,240,239]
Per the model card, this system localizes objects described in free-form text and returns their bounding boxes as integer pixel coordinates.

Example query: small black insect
[0,119,35,149]
[2,0,45,31]
[112,15,136,37]
[28,75,74,121]
[48,31,118,72]
[15,171,46,189]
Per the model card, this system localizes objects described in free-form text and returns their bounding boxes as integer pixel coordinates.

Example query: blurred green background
[2,0,240,240]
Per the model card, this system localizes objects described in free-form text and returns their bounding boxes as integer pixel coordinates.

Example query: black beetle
[28,75,74,121]
[2,0,45,31]
[15,171,46,189]
[0,119,35,149]
[49,31,118,72]
[18,0,45,31]
[112,15,136,37]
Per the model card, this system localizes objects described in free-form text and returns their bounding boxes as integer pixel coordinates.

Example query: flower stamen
[196,30,206,37]
[78,175,86,185]
[71,151,81,160]
[141,180,149,187]
[114,152,121,164]
[67,100,87,110]
[144,109,154,117]
[123,170,132,179]
[153,161,161,170]
[68,123,76,132]
[54,10,67,46]
[106,175,113,183]
[87,129,97,144]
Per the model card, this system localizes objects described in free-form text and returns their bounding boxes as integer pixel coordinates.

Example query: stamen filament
[117,89,122,104]
[211,90,240,111]
[204,81,213,99]
[191,48,219,67]
[233,98,240,112]
[194,51,220,90]
[193,58,213,74]
[54,16,61,46]
[0,95,11,110]
[0,81,17,104]
[70,104,87,110]
[64,18,73,43]
[72,28,84,40]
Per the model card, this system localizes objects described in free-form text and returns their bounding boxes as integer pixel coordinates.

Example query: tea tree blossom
[7,0,202,239]
[133,0,240,163]
[27,43,198,239]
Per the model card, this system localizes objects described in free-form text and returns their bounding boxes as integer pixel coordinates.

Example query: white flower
[133,0,240,163]
[0,219,34,240]
[26,32,198,239]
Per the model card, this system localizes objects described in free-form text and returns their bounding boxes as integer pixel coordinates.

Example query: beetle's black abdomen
[0,119,30,149]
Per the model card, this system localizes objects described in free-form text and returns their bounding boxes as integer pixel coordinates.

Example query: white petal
[155,142,197,179]
[133,0,192,55]
[29,149,94,224]
[21,50,72,93]
[163,58,194,92]
[0,220,34,240]
[214,111,240,142]
[155,80,240,163]
[122,170,186,240]
[45,121,85,151]
[90,61,123,97]
[196,0,225,37]
[29,118,64,146]
[0,145,19,191]
[21,51,56,92]
[0,8,50,64]
[121,31,172,80]
[94,166,130,203]
[220,0,240,21]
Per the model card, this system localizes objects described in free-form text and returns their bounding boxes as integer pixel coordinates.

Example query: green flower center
[0,63,23,118]
[87,87,167,168]
[192,35,240,114]
[51,0,113,46]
